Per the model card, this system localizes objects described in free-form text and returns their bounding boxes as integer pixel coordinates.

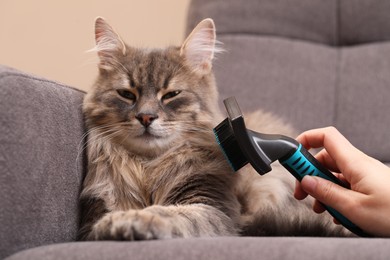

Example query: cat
[78,17,350,240]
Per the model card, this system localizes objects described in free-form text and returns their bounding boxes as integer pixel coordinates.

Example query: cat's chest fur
[88,135,235,212]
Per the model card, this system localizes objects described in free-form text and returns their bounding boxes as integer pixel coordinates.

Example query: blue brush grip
[280,144,370,237]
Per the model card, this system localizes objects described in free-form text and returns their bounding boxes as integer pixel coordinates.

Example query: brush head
[213,118,249,171]
[213,97,276,174]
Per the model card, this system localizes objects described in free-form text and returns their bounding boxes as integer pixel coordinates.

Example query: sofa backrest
[186,0,390,163]
[0,65,86,258]
[187,0,390,46]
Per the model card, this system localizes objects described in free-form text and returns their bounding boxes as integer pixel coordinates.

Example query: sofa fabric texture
[5,237,390,260]
[186,0,390,46]
[0,65,86,259]
[2,0,390,259]
[187,0,390,163]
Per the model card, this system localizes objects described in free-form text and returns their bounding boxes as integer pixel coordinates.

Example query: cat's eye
[162,90,182,101]
[117,89,136,101]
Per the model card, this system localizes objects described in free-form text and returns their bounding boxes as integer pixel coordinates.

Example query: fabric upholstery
[0,65,86,259]
[186,0,390,46]
[6,237,390,260]
[186,0,390,163]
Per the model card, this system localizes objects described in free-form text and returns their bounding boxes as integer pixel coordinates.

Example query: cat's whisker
[161,125,211,132]
[76,122,133,157]
[160,122,213,134]
[87,129,124,154]
[97,129,123,144]
[76,127,123,173]
[76,125,117,160]
[87,122,135,134]
[77,126,121,157]
[117,130,132,148]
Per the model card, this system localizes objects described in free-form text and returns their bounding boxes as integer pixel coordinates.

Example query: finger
[297,127,367,179]
[314,149,341,173]
[297,127,353,152]
[296,127,328,149]
[294,180,308,200]
[313,200,326,213]
[300,175,359,214]
[334,173,350,189]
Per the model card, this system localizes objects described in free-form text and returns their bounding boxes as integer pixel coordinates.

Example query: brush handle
[280,144,370,237]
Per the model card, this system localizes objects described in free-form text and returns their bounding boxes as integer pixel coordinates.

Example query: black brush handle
[280,144,370,237]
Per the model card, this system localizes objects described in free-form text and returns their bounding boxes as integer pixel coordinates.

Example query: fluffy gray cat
[78,17,350,240]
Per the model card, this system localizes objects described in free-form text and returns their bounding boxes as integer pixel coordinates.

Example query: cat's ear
[94,17,127,70]
[180,18,219,74]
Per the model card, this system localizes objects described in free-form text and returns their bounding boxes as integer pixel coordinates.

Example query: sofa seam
[333,0,341,126]
[216,32,335,48]
[335,0,341,46]
[333,49,342,128]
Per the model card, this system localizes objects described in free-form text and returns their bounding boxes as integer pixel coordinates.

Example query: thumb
[300,175,354,213]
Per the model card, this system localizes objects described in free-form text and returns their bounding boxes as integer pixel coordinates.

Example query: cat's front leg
[89,204,238,241]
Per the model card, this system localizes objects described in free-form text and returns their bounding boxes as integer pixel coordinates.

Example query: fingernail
[301,175,318,193]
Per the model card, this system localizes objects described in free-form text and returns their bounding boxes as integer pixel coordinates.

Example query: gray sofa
[1,0,390,259]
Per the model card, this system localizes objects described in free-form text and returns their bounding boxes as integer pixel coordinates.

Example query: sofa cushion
[0,65,86,259]
[187,0,390,163]
[213,36,337,132]
[187,0,339,45]
[212,36,390,162]
[5,237,390,260]
[187,0,390,46]
[336,43,390,161]
[340,1,390,45]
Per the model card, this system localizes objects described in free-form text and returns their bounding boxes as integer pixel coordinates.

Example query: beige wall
[0,0,191,91]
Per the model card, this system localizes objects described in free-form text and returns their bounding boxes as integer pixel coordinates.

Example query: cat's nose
[135,113,159,127]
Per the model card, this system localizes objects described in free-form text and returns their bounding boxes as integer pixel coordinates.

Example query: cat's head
[84,17,223,157]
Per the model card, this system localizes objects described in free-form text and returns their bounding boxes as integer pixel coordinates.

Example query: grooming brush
[213,96,370,237]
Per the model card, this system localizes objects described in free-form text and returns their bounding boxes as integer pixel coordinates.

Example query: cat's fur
[78,18,350,240]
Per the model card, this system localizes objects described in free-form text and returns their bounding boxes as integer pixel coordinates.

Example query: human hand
[294,127,390,237]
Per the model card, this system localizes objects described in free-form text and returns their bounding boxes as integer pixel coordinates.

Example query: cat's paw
[90,210,175,241]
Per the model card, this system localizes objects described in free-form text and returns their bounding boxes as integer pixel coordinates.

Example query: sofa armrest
[0,65,86,259]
